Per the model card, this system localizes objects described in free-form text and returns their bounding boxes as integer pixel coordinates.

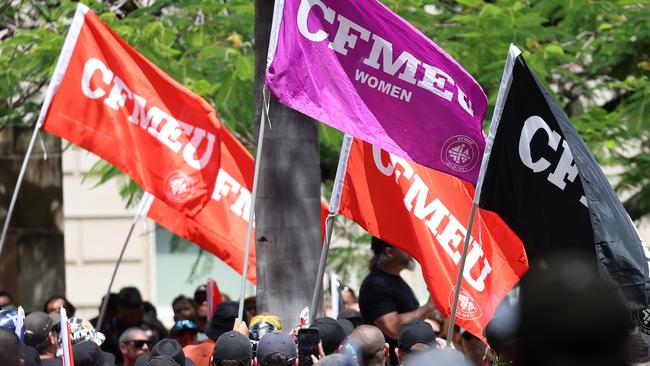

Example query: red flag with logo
[41,5,221,216]
[145,126,330,285]
[339,139,529,340]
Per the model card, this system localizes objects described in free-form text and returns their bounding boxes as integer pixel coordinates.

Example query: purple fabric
[266,0,488,183]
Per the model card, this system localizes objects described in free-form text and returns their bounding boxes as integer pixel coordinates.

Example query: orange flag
[146,127,330,285]
[41,5,221,216]
[339,139,529,340]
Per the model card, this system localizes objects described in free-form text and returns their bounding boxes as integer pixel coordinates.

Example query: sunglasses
[128,340,151,349]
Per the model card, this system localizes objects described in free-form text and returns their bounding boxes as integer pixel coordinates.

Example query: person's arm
[373,303,435,339]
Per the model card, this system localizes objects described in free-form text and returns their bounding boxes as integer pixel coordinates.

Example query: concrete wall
[62,149,156,320]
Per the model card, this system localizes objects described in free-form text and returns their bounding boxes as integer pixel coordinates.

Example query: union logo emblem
[440,135,480,173]
[448,286,483,320]
[164,170,195,203]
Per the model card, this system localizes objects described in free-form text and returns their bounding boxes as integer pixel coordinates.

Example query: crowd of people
[0,238,648,366]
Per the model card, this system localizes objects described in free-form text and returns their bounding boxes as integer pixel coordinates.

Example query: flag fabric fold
[145,126,331,285]
[266,0,488,183]
[339,138,529,340]
[477,45,650,307]
[41,4,222,217]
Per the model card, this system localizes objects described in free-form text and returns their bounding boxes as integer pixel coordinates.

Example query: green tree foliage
[1,0,648,217]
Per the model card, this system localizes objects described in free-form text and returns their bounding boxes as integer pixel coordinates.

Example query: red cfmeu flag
[339,139,529,340]
[145,126,330,285]
[41,5,221,216]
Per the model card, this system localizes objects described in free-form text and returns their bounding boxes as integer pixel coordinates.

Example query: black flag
[476,45,650,307]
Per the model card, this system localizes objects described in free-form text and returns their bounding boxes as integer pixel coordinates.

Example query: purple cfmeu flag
[265,0,488,183]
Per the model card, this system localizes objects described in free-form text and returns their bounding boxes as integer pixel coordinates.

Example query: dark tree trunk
[254,0,322,325]
[0,126,65,312]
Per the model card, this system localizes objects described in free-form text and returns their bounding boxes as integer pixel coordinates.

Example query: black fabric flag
[476,45,650,307]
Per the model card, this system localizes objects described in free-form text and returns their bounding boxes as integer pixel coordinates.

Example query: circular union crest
[164,170,195,203]
[632,305,650,335]
[448,286,483,320]
[440,135,480,173]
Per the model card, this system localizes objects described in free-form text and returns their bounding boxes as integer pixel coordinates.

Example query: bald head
[350,325,387,366]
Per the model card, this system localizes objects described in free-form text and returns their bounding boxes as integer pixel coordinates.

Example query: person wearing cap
[171,319,199,347]
[102,287,168,364]
[311,317,346,355]
[73,340,116,366]
[136,339,195,366]
[348,325,388,366]
[119,327,151,366]
[255,332,297,366]
[395,320,436,364]
[24,311,61,365]
[358,237,435,366]
[211,330,253,366]
[184,301,239,366]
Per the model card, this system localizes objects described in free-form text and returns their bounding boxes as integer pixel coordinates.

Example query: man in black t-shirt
[359,237,435,366]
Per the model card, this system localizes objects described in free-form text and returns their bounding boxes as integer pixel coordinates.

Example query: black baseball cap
[337,319,354,337]
[311,317,345,355]
[398,320,436,352]
[135,339,195,366]
[371,237,393,255]
[256,332,297,366]
[24,312,56,348]
[72,341,115,366]
[213,331,253,366]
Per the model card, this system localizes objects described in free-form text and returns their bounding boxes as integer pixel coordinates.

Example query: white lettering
[156,116,184,153]
[463,242,492,292]
[435,214,464,264]
[230,188,252,221]
[213,169,241,201]
[183,127,216,170]
[457,86,474,117]
[355,69,370,83]
[363,34,420,85]
[296,0,335,42]
[329,14,370,55]
[518,116,561,173]
[372,145,395,176]
[417,64,454,101]
[367,76,379,88]
[547,140,578,189]
[81,58,113,99]
[103,76,132,110]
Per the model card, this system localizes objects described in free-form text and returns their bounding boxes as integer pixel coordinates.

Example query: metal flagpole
[96,192,153,330]
[0,4,88,255]
[309,134,353,322]
[237,87,270,322]
[445,44,521,344]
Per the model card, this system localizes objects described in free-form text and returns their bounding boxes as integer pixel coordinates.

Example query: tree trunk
[0,126,65,312]
[254,0,322,325]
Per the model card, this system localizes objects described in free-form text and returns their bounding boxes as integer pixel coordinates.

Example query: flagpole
[445,44,521,344]
[309,134,353,322]
[97,192,153,330]
[237,87,269,322]
[0,4,88,256]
